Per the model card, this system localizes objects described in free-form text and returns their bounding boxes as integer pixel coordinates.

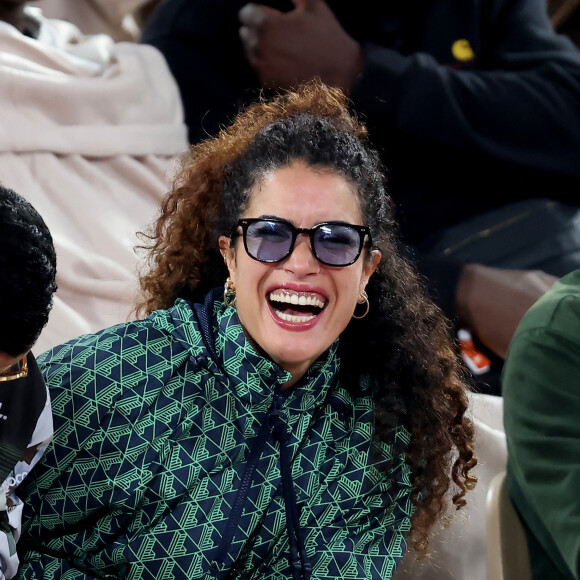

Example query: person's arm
[238,0,363,93]
[144,0,580,179]
[15,332,155,579]
[237,0,580,183]
[455,264,557,358]
[15,346,113,580]
[502,290,580,579]
[408,251,556,359]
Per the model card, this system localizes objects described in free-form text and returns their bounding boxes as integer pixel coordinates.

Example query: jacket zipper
[213,393,283,568]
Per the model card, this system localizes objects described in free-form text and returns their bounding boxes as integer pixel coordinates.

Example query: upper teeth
[269,291,325,309]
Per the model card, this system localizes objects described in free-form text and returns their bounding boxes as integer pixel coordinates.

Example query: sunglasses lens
[313,224,361,266]
[245,220,293,262]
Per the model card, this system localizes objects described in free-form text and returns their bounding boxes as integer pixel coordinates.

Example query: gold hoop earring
[352,290,369,319]
[224,277,236,307]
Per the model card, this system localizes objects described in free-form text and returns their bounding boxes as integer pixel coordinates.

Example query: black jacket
[142,0,580,316]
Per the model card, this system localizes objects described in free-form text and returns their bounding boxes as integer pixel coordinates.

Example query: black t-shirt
[0,353,47,483]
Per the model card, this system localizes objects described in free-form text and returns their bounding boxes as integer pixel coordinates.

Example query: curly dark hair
[0,184,57,356]
[136,79,476,550]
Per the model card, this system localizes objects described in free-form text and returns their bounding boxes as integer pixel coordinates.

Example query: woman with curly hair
[16,80,476,580]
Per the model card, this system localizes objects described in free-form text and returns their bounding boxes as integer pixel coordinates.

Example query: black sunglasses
[232,218,372,267]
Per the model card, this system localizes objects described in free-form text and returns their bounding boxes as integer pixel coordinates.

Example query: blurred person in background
[503,268,580,580]
[28,0,161,40]
[142,0,580,394]
[0,0,188,353]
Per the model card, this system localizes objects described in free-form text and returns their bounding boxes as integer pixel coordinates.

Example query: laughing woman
[16,80,476,580]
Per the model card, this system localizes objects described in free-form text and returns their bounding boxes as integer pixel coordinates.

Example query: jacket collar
[191,288,340,411]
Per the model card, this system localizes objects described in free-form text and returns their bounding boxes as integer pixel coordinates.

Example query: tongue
[274,303,320,317]
[280,307,308,317]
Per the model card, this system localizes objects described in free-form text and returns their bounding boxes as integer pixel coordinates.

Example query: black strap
[271,407,312,580]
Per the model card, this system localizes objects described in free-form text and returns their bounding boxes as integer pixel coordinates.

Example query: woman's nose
[284,233,319,274]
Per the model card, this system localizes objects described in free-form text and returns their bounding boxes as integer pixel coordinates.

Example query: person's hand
[238,0,364,93]
[456,264,558,359]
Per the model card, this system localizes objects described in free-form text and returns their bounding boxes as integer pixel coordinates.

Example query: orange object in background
[458,329,491,375]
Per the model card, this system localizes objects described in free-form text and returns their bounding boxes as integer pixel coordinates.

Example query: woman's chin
[264,335,329,378]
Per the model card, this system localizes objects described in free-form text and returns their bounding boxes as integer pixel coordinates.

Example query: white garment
[0,8,188,354]
[393,392,507,580]
[29,0,152,40]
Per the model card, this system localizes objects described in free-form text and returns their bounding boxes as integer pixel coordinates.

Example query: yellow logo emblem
[452,39,475,62]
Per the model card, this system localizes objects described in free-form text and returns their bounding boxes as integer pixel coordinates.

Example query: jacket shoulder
[38,300,208,399]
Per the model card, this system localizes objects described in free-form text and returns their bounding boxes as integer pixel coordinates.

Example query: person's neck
[280,362,310,391]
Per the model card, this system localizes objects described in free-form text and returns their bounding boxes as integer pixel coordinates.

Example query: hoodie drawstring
[269,401,313,580]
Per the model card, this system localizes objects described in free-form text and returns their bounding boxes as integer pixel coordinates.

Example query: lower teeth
[274,310,316,323]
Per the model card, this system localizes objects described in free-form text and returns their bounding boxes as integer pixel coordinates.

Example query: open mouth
[268,290,326,323]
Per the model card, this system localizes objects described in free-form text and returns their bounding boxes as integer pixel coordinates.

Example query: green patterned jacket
[16,289,414,580]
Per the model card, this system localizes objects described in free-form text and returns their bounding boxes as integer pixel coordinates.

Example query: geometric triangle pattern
[16,295,414,580]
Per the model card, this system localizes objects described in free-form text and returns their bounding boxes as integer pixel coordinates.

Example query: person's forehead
[246,163,361,216]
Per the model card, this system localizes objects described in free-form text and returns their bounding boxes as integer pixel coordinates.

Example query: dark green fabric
[508,473,574,580]
[503,269,580,580]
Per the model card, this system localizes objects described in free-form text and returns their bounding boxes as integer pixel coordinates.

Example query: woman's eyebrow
[255,216,356,226]
[256,214,294,225]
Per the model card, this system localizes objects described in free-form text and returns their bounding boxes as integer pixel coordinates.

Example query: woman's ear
[360,250,381,294]
[219,236,235,278]
[218,235,230,258]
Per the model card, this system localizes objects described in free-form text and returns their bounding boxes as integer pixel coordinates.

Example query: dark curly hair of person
[136,79,477,551]
[0,184,57,356]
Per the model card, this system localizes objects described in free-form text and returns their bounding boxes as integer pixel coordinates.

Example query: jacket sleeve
[142,0,580,190]
[15,328,168,580]
[502,296,580,580]
[351,0,580,183]
[14,339,121,579]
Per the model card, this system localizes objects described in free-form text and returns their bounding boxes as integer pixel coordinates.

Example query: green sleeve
[503,322,580,580]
